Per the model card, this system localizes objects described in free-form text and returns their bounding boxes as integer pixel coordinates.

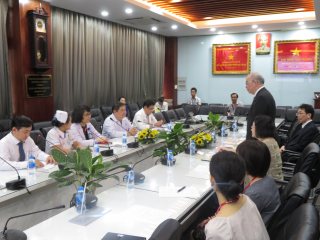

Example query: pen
[177,186,186,193]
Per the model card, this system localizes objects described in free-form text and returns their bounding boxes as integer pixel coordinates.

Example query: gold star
[228,54,234,60]
[291,47,301,56]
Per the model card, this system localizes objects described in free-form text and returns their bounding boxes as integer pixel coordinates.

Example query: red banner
[274,40,319,73]
[212,43,251,74]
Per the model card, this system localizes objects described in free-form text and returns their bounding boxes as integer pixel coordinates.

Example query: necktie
[82,126,89,140]
[18,141,25,162]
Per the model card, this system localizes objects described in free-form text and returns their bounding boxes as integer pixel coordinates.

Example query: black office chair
[268,172,311,232]
[30,130,46,151]
[90,108,104,126]
[275,107,287,118]
[90,118,102,133]
[162,110,178,123]
[40,126,53,138]
[149,218,182,240]
[209,105,227,115]
[234,106,250,116]
[269,203,319,240]
[182,104,198,116]
[128,103,140,121]
[154,112,166,123]
[0,119,11,139]
[33,121,52,130]
[197,106,210,115]
[100,106,112,119]
[174,108,186,120]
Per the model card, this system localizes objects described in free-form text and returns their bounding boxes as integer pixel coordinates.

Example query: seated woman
[205,151,269,240]
[70,105,109,147]
[45,110,81,153]
[252,115,283,181]
[236,140,280,226]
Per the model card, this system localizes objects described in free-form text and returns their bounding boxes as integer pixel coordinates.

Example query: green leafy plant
[49,148,127,193]
[153,123,189,158]
[206,112,223,132]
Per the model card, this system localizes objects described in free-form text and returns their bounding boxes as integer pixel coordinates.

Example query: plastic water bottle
[221,123,227,137]
[27,155,36,175]
[167,149,174,167]
[190,140,196,156]
[127,165,135,189]
[232,121,238,132]
[211,131,217,143]
[167,121,172,131]
[93,142,100,157]
[122,132,127,148]
[75,186,86,213]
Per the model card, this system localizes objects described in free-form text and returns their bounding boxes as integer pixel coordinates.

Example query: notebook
[101,232,146,240]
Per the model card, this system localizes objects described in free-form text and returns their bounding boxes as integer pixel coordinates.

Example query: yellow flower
[196,138,204,146]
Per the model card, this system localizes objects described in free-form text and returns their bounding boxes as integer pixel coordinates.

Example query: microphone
[0,156,26,191]
[87,126,113,156]
[0,205,65,240]
[110,118,139,148]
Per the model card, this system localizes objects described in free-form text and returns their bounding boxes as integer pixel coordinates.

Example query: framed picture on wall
[274,39,319,73]
[256,33,271,55]
[212,42,251,74]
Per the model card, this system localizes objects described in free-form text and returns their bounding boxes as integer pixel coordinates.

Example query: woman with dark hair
[45,110,81,153]
[236,140,280,225]
[204,151,269,240]
[252,115,283,180]
[70,105,108,147]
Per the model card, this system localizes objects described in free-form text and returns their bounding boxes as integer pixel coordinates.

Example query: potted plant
[190,131,213,148]
[49,148,128,207]
[205,112,223,132]
[137,128,160,144]
[153,123,189,164]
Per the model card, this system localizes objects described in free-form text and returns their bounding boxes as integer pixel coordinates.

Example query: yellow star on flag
[291,47,301,56]
[228,54,234,60]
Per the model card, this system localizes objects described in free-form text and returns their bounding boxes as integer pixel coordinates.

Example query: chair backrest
[174,108,186,120]
[275,108,287,118]
[234,106,250,116]
[209,105,227,115]
[40,126,53,138]
[270,203,319,240]
[182,104,198,116]
[294,143,320,188]
[33,121,52,130]
[30,130,46,151]
[162,110,178,123]
[90,108,104,124]
[128,103,140,121]
[154,112,166,123]
[285,109,297,122]
[0,119,11,132]
[198,106,210,115]
[149,218,182,240]
[100,106,112,119]
[90,118,102,134]
[268,172,311,233]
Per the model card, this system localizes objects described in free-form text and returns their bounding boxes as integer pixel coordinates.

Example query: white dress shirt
[155,102,168,112]
[45,127,75,153]
[188,96,201,105]
[0,132,49,170]
[133,108,157,130]
[70,122,102,147]
[102,114,133,138]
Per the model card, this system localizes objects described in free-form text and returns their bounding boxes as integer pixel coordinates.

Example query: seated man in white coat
[102,103,138,138]
[0,115,55,170]
[133,99,163,130]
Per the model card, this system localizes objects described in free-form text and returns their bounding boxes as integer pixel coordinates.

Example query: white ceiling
[44,0,320,37]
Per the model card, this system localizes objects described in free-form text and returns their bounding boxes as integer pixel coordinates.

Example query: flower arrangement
[190,132,213,148]
[137,128,159,144]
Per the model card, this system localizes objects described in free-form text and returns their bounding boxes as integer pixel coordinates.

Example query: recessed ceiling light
[171,0,182,2]
[19,0,29,4]
[294,8,305,12]
[298,21,305,25]
[218,31,224,34]
[209,28,216,32]
[101,11,109,17]
[125,8,133,14]
[257,28,263,32]
[204,17,213,20]
[252,24,258,29]
[171,24,178,30]
[151,26,158,31]
[300,25,306,29]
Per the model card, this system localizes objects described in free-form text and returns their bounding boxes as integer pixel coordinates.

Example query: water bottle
[122,132,127,148]
[93,142,100,157]
[232,121,238,132]
[27,155,36,175]
[75,186,86,213]
[211,131,217,143]
[127,165,135,189]
[167,121,172,131]
[167,149,174,167]
[190,140,196,156]
[221,123,227,137]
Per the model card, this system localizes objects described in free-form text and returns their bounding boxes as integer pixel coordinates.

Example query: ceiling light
[218,31,224,34]
[171,0,182,2]
[209,28,216,32]
[125,8,133,14]
[19,0,29,4]
[171,24,178,30]
[298,21,305,25]
[300,25,306,29]
[101,11,109,17]
[151,26,158,31]
[257,28,263,32]
[252,24,258,29]
[204,17,213,20]
[294,8,305,12]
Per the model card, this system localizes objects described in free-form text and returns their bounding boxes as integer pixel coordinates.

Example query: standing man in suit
[280,104,319,152]
[245,72,276,139]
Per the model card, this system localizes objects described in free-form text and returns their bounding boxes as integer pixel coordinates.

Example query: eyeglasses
[296,111,306,116]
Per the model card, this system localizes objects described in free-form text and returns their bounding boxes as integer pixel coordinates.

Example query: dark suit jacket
[285,121,319,152]
[247,87,276,139]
